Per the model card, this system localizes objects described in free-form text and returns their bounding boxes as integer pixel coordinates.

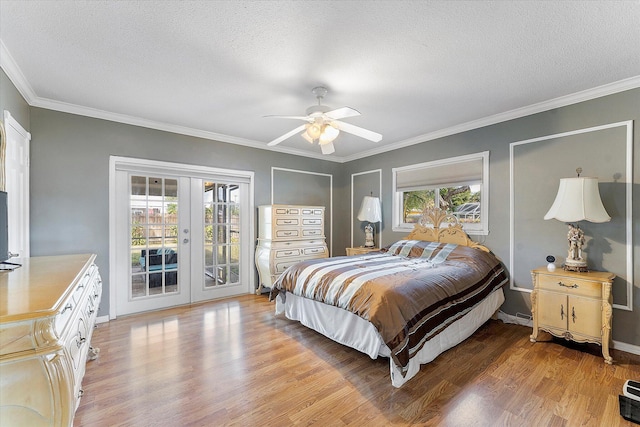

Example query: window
[392,151,489,235]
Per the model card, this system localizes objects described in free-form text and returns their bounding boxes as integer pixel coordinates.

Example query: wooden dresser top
[0,254,95,322]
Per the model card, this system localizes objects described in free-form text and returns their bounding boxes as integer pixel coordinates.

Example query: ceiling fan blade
[320,141,335,155]
[267,124,306,146]
[333,121,382,142]
[324,107,360,120]
[264,115,311,121]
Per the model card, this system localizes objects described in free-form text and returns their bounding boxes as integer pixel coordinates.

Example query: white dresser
[0,254,102,427]
[255,205,328,294]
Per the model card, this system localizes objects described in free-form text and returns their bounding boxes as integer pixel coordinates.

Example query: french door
[3,111,31,259]
[111,157,253,317]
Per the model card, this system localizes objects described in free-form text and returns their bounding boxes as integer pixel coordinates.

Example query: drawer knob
[557,281,578,289]
[62,303,73,314]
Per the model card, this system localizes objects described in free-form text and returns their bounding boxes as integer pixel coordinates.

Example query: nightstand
[530,267,615,364]
[346,246,379,256]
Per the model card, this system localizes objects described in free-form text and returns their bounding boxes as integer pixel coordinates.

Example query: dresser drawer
[275,229,300,238]
[301,208,323,216]
[274,207,299,215]
[274,260,300,273]
[55,300,76,336]
[302,228,323,237]
[537,274,601,298]
[71,277,88,305]
[303,246,326,256]
[276,218,299,226]
[302,218,322,226]
[274,248,301,258]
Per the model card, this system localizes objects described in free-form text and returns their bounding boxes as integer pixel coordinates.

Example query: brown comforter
[270,240,508,375]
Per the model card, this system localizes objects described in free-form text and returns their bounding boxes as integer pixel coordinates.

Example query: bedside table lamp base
[563,260,588,273]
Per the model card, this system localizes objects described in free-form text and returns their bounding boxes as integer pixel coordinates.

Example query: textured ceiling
[1,1,639,162]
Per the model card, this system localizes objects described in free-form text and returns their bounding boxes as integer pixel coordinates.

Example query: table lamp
[543,168,610,272]
[357,195,382,248]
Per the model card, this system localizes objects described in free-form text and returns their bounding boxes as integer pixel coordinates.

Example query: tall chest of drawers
[255,205,328,294]
[0,254,102,426]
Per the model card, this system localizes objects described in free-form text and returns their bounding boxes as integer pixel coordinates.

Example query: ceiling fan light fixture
[307,122,322,139]
[265,86,381,155]
[320,141,335,155]
[301,131,314,143]
[319,123,339,145]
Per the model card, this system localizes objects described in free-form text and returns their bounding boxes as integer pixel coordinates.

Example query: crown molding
[29,96,336,161]
[342,75,640,162]
[2,36,637,164]
[0,39,37,104]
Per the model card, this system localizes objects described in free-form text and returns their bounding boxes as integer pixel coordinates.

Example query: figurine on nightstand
[364,223,375,248]
[568,224,585,261]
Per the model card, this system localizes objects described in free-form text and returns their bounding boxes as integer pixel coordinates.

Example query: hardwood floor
[75,294,640,427]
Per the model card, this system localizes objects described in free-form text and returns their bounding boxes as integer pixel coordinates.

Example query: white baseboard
[496,311,640,356]
[612,340,640,356]
[496,310,533,327]
[96,315,110,324]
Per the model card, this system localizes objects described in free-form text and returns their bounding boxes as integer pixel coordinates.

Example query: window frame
[391,151,490,235]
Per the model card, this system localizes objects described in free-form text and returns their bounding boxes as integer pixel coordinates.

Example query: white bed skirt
[275,288,505,387]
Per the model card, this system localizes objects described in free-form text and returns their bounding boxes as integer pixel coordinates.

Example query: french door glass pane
[203,182,241,288]
[130,176,179,298]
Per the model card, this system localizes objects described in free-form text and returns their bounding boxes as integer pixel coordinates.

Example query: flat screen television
[0,191,9,263]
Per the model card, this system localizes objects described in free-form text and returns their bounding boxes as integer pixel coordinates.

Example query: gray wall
[0,68,30,134]
[343,88,640,346]
[3,67,639,348]
[26,107,343,316]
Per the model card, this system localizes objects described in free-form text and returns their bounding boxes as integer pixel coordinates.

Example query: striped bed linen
[270,240,508,376]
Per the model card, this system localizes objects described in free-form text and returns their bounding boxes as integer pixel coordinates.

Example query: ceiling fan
[265,86,382,155]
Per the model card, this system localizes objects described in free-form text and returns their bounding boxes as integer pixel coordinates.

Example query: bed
[269,208,508,387]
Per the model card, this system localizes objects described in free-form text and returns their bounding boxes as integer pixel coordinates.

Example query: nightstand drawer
[537,274,601,298]
[346,247,378,256]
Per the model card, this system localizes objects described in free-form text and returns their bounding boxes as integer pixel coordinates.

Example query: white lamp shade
[544,177,611,223]
[357,196,382,222]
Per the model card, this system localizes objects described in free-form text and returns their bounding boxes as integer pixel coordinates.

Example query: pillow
[382,240,458,261]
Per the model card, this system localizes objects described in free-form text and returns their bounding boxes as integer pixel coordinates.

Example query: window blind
[395,158,483,191]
